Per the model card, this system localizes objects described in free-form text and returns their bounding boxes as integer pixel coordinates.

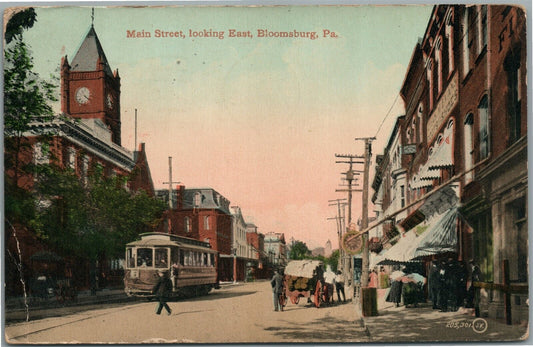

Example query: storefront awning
[377,230,426,265]
[413,207,459,258]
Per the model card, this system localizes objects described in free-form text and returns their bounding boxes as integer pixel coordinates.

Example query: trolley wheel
[314,281,322,308]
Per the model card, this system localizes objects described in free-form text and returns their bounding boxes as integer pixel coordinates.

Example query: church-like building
[5,22,155,294]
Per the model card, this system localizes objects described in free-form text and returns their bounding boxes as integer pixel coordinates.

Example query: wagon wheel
[322,283,330,304]
[290,294,300,305]
[278,292,287,311]
[313,281,322,308]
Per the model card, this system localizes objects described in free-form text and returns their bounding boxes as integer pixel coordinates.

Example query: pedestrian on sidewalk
[271,269,284,311]
[335,271,346,302]
[152,270,172,315]
[323,265,336,304]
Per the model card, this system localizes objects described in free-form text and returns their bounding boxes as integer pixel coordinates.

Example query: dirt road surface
[5,281,369,344]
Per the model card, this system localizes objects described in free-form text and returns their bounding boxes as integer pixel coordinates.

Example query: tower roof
[71,25,113,77]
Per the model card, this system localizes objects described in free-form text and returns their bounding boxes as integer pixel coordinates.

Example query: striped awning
[377,230,426,264]
[413,207,459,258]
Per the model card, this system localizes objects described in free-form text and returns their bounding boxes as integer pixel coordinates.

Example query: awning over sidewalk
[378,206,461,264]
[413,207,459,258]
[377,230,426,264]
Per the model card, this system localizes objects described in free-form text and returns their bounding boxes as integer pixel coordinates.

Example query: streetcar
[124,232,218,298]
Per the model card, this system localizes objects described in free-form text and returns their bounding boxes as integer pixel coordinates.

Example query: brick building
[371,5,527,323]
[156,187,234,281]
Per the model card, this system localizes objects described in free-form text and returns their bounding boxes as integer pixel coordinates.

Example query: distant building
[324,240,333,257]
[156,186,233,281]
[264,232,287,267]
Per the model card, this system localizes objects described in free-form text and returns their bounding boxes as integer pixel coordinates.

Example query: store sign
[427,74,458,142]
[402,144,417,155]
[342,231,363,255]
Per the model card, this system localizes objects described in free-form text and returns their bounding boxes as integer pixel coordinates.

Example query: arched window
[426,58,434,110]
[435,37,443,95]
[464,113,474,183]
[478,95,489,159]
[204,216,211,230]
[445,9,455,75]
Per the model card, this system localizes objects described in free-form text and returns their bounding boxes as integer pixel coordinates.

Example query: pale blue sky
[21,5,433,248]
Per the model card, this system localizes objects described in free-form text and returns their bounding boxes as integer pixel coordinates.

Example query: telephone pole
[162,156,181,233]
[354,137,375,289]
[328,199,347,273]
[335,154,364,290]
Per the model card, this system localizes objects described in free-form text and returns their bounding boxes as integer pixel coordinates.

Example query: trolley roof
[126,232,216,252]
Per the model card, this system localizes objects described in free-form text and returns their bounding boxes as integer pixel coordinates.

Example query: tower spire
[91,7,94,27]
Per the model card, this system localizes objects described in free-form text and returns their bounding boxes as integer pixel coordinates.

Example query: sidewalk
[4,287,137,322]
[359,288,529,343]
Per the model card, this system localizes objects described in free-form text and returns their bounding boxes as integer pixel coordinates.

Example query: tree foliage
[33,165,166,260]
[288,241,310,260]
[4,8,58,187]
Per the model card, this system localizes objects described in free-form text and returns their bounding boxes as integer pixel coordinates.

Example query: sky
[20,5,433,249]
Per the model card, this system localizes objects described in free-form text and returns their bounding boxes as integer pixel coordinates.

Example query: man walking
[335,270,346,303]
[153,270,172,315]
[271,269,284,311]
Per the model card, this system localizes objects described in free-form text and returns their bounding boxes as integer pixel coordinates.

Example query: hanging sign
[342,231,363,255]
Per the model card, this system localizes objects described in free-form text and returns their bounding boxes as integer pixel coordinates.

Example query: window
[505,48,522,145]
[445,9,455,74]
[464,113,474,183]
[34,142,50,165]
[126,248,135,268]
[478,5,488,53]
[184,217,191,233]
[204,216,211,230]
[417,104,424,143]
[478,95,489,159]
[462,7,471,77]
[137,248,153,267]
[81,156,89,185]
[67,147,76,170]
[194,192,202,207]
[155,248,169,268]
[427,58,434,110]
[435,37,443,96]
[400,185,405,208]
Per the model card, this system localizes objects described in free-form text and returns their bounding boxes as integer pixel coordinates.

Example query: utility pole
[328,199,347,272]
[335,154,364,290]
[354,137,375,290]
[162,156,181,233]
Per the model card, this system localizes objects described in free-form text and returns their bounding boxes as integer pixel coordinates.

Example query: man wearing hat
[152,270,173,315]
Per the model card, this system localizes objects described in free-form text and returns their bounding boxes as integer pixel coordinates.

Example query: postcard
[3,3,529,344]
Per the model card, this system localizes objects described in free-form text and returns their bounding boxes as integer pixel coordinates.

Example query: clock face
[75,87,90,105]
[106,94,114,109]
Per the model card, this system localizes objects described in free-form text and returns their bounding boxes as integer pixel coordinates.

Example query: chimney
[176,184,185,210]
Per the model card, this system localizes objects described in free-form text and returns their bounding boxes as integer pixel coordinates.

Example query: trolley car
[124,232,218,298]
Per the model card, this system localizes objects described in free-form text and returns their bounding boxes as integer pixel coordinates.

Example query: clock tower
[61,25,122,145]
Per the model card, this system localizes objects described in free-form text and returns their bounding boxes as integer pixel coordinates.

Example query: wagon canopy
[284,260,323,278]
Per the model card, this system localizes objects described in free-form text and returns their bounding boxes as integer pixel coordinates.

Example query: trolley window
[137,248,153,267]
[155,248,169,268]
[126,248,135,268]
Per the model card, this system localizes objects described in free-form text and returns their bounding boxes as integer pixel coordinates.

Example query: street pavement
[358,288,530,343]
[5,283,530,344]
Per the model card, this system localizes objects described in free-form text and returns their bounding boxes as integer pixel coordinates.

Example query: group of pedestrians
[428,258,471,312]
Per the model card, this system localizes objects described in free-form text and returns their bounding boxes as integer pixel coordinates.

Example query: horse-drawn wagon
[282,260,328,308]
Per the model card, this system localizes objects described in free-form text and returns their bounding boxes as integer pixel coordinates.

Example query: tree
[289,241,310,260]
[33,165,166,261]
[4,8,58,188]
